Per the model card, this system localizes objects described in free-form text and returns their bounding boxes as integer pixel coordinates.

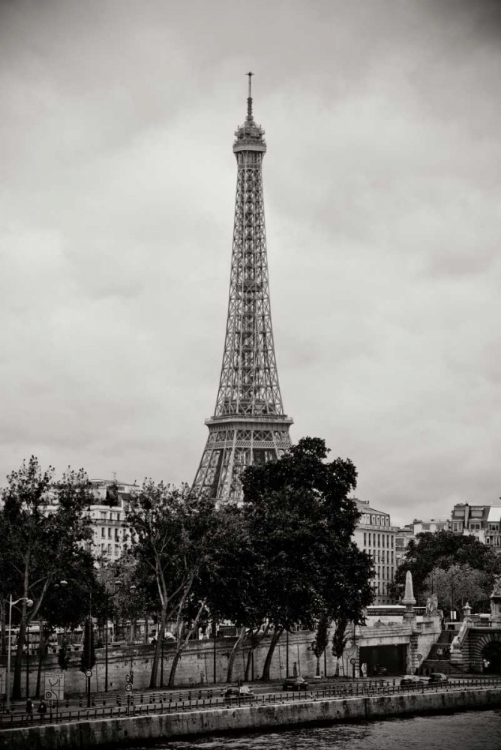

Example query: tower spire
[192,77,292,504]
[247,71,253,120]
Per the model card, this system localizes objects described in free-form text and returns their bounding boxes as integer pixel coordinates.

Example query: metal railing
[2,677,501,731]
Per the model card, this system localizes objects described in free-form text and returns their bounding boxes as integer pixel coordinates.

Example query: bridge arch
[468,632,501,673]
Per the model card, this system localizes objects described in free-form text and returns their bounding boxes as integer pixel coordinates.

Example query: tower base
[192,414,293,504]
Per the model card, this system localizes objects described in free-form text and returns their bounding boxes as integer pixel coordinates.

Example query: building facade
[395,524,414,569]
[451,503,501,548]
[86,479,139,562]
[353,500,397,605]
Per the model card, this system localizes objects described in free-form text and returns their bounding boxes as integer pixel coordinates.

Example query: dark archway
[482,641,501,674]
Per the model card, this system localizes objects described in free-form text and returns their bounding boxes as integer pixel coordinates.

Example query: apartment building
[87,479,139,562]
[353,500,397,605]
[450,503,501,548]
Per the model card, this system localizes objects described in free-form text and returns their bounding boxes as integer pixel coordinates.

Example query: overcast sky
[1,0,501,525]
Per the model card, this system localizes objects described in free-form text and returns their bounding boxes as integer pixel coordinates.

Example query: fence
[2,677,501,731]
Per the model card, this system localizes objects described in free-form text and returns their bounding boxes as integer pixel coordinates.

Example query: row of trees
[0,438,374,694]
[391,529,501,614]
[124,438,374,687]
[0,458,113,698]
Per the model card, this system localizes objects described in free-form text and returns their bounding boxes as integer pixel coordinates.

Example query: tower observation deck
[192,74,293,504]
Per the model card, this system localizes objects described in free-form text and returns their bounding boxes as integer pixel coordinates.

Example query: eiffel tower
[192,74,293,504]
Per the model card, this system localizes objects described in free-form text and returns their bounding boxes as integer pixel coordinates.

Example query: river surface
[129,710,501,750]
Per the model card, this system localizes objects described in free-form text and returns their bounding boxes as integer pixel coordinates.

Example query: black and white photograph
[1,1,501,748]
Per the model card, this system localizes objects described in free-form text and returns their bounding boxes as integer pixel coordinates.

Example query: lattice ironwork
[192,75,293,504]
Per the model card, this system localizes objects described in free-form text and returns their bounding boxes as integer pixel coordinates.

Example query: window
[108,527,112,538]
[378,534,381,547]
[101,528,105,538]
[364,532,366,546]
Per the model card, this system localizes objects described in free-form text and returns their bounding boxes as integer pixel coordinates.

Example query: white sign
[44,671,65,701]
[0,667,6,696]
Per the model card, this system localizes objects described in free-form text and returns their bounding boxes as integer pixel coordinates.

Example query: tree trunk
[226,627,245,683]
[261,627,283,681]
[242,624,269,681]
[149,609,167,689]
[168,600,206,689]
[244,648,252,681]
[167,649,182,688]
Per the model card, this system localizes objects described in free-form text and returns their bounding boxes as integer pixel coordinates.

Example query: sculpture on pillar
[490,575,501,624]
[425,593,438,617]
[491,575,501,598]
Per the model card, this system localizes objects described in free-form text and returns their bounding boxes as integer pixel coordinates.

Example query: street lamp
[6,596,33,711]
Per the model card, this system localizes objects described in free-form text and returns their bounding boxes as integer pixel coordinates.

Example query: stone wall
[3,619,441,696]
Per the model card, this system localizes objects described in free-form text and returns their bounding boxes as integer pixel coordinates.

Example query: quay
[1,680,501,749]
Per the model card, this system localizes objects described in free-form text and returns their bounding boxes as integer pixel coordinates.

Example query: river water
[130,710,501,750]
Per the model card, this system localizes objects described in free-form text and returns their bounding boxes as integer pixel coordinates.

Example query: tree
[391,530,501,604]
[241,437,374,680]
[101,554,151,643]
[332,618,349,677]
[33,549,102,696]
[199,504,269,683]
[0,458,94,699]
[126,481,218,688]
[311,615,329,678]
[80,618,96,673]
[423,564,492,614]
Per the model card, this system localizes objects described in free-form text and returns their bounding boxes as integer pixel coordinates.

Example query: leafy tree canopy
[241,437,374,630]
[423,563,493,613]
[391,530,501,603]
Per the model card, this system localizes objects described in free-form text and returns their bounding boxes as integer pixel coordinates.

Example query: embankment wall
[1,687,500,750]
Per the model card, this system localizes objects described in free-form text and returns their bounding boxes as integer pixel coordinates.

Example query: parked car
[429,672,449,685]
[400,675,429,687]
[283,677,308,691]
[224,685,256,700]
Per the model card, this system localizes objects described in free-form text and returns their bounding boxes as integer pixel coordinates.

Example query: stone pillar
[402,571,416,622]
[402,571,417,673]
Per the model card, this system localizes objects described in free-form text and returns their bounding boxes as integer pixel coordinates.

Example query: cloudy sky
[1,0,500,525]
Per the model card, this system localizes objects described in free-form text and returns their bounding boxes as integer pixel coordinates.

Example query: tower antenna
[247,71,254,119]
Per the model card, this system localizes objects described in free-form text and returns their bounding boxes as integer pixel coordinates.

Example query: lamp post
[6,596,33,711]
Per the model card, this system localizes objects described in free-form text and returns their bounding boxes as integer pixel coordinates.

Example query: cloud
[0,0,500,524]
